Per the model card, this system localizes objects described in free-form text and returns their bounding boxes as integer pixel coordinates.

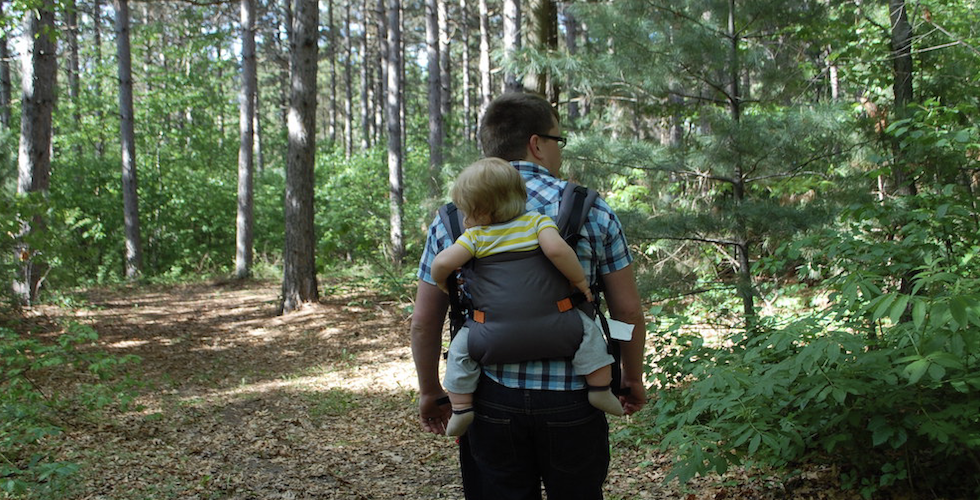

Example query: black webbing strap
[438,202,468,344]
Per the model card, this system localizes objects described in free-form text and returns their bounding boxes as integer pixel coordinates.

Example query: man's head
[451,157,528,227]
[479,93,564,177]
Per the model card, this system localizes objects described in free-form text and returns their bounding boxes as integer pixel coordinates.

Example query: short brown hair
[479,93,560,160]
[451,158,527,224]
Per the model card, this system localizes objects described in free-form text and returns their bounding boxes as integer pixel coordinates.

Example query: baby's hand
[573,279,593,302]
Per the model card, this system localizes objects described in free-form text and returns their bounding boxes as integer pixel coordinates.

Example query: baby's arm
[537,227,593,302]
[432,243,474,294]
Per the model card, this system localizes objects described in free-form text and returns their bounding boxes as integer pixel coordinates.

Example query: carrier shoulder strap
[438,202,468,342]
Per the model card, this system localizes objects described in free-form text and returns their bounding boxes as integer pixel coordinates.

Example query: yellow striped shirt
[456,213,558,258]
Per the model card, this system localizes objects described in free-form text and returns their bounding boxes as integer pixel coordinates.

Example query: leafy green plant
[0,323,140,498]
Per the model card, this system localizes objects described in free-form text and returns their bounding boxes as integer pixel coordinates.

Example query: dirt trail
[37,280,691,500]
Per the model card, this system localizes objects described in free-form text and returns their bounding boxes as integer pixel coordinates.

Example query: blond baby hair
[451,158,527,225]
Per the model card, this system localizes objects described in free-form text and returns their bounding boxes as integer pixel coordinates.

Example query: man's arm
[410,280,452,434]
[601,264,647,415]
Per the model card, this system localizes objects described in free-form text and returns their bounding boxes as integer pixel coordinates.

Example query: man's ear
[527,135,545,162]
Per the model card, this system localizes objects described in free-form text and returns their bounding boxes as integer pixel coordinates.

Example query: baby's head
[451,158,527,227]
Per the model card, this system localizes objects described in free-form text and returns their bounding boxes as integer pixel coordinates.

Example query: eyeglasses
[536,133,567,149]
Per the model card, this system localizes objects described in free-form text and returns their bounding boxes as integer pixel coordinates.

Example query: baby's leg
[443,327,479,436]
[572,311,624,416]
[585,365,624,416]
[446,391,475,436]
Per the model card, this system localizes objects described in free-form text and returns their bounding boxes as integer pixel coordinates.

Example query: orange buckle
[473,310,486,323]
[556,298,573,312]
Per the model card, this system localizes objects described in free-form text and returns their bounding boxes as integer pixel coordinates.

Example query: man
[410,92,647,499]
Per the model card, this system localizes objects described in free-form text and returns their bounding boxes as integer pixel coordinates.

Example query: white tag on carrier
[596,315,633,341]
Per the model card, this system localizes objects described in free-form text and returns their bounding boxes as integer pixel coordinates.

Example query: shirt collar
[511,161,558,181]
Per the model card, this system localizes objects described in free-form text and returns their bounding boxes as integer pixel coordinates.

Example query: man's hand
[419,392,452,435]
[618,378,647,416]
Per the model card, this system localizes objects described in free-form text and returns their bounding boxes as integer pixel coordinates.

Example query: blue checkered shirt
[417,161,633,390]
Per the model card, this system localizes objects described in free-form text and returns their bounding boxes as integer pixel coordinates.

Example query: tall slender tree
[281,0,319,313]
[0,0,11,130]
[386,0,405,263]
[459,0,472,142]
[344,0,353,157]
[502,0,521,93]
[425,0,444,199]
[114,0,142,280]
[437,0,450,119]
[14,0,57,304]
[888,0,916,196]
[526,0,558,103]
[477,0,490,130]
[236,0,257,279]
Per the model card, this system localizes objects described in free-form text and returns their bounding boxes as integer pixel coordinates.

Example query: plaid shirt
[417,161,633,390]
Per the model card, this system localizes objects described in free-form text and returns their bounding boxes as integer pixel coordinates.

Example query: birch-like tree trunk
[14,1,57,304]
[477,0,490,129]
[236,0,257,279]
[425,0,444,199]
[281,0,320,313]
[386,0,405,263]
[115,0,142,280]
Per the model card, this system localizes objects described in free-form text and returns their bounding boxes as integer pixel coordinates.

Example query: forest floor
[21,278,862,500]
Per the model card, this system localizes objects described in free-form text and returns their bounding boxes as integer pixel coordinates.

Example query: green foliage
[643,179,980,497]
[0,323,139,498]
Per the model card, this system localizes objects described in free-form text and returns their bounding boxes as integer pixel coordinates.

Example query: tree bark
[281,0,320,313]
[888,0,916,196]
[360,0,372,149]
[14,1,57,304]
[93,0,105,157]
[236,0,257,279]
[477,0,490,130]
[562,4,579,122]
[66,0,81,149]
[0,0,12,130]
[526,0,558,104]
[726,0,754,325]
[438,0,451,119]
[327,0,337,143]
[502,0,521,93]
[114,0,143,280]
[344,0,353,157]
[459,0,472,142]
[426,0,444,199]
[386,0,405,263]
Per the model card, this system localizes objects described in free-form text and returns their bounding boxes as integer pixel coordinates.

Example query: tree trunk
[386,0,405,263]
[438,0,451,119]
[65,0,82,156]
[502,0,521,93]
[115,0,142,280]
[360,0,372,149]
[236,0,257,279]
[525,0,558,104]
[281,0,320,313]
[562,4,579,122]
[477,0,490,129]
[888,0,916,196]
[426,0,444,199]
[14,2,57,305]
[726,0,754,325]
[344,0,353,158]
[254,84,264,173]
[459,0,472,142]
[93,0,105,157]
[0,0,11,130]
[327,0,337,143]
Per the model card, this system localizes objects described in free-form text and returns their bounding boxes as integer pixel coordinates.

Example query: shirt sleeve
[591,198,633,276]
[532,213,559,235]
[417,215,454,285]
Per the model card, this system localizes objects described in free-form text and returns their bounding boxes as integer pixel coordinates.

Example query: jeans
[460,376,610,500]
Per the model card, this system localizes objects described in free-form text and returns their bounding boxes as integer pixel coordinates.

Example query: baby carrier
[439,181,625,392]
